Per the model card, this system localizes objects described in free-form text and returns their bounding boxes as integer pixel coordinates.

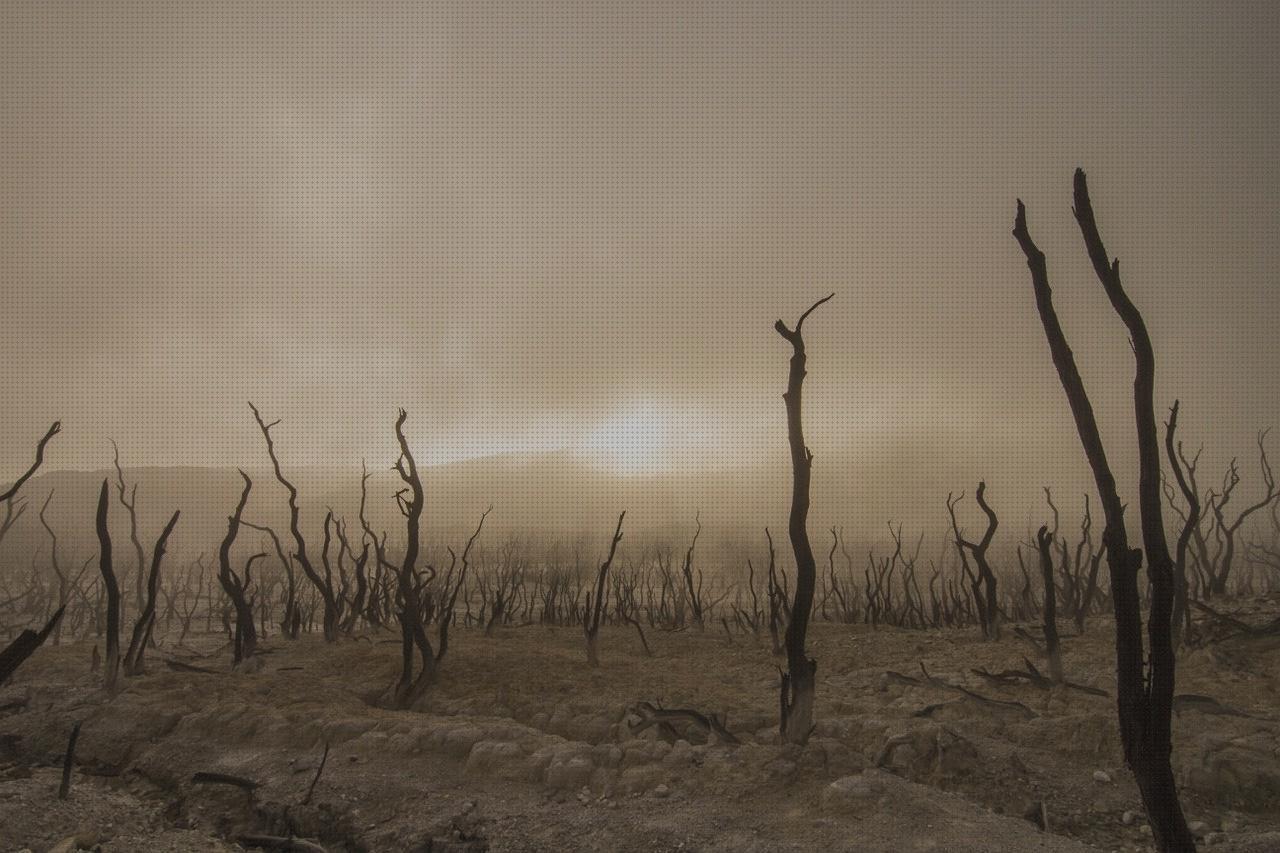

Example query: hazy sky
[3,1,1278,526]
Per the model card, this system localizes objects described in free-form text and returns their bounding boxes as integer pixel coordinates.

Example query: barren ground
[2,607,1278,853]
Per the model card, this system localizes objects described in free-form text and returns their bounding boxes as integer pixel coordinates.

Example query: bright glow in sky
[578,403,672,476]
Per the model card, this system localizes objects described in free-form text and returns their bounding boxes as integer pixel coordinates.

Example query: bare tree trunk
[218,472,258,665]
[250,404,337,641]
[1035,526,1064,684]
[0,606,65,686]
[111,442,147,620]
[391,409,436,707]
[95,480,121,690]
[123,509,181,675]
[1165,402,1198,646]
[774,294,832,745]
[584,513,625,667]
[1014,171,1195,852]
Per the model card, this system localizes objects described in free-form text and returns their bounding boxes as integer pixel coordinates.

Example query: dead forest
[2,172,1279,853]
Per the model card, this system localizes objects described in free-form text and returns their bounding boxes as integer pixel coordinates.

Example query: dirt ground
[1,608,1277,853]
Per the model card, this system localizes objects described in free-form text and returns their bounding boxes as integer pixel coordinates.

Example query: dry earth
[1,608,1278,853]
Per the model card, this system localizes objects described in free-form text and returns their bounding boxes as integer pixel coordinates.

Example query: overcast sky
[2,1,1277,528]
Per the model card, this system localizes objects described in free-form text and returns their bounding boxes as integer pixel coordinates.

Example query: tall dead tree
[584,512,625,667]
[39,491,69,645]
[437,506,491,663]
[111,441,148,617]
[241,519,299,638]
[1013,169,1195,852]
[947,484,1001,639]
[95,480,121,690]
[0,422,64,678]
[249,403,339,641]
[123,509,181,675]
[218,472,259,664]
[774,293,832,745]
[391,409,436,707]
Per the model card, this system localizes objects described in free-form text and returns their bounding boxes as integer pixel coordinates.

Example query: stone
[545,755,595,789]
[1092,770,1112,783]
[464,740,526,780]
[821,770,887,814]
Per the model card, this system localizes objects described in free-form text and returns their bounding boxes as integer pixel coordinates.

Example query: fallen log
[628,700,740,745]
[191,771,259,793]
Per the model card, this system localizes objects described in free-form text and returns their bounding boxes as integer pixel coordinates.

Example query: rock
[1122,810,1138,825]
[618,764,664,794]
[821,770,886,814]
[1189,820,1209,837]
[464,740,526,781]
[1182,733,1280,808]
[545,755,595,789]
[652,783,671,798]
[1092,769,1112,783]
[763,758,797,780]
[1140,824,1153,837]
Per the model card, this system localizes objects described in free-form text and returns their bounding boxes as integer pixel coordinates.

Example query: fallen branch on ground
[627,700,740,745]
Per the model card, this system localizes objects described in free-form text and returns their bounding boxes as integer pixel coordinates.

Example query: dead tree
[38,491,69,645]
[111,441,147,619]
[391,409,436,707]
[584,512,625,666]
[1164,402,1200,645]
[774,293,832,745]
[1013,170,1195,852]
[1206,431,1276,597]
[947,484,1001,639]
[250,403,338,641]
[0,422,61,508]
[436,507,491,663]
[218,472,258,665]
[122,509,181,675]
[0,605,64,686]
[95,480,121,690]
[680,513,706,629]
[242,519,299,638]
[1035,526,1064,684]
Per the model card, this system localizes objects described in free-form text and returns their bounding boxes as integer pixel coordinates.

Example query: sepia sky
[2,1,1278,531]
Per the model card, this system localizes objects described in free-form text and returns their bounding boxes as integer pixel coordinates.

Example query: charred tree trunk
[123,510,181,676]
[218,473,258,665]
[93,480,122,690]
[1165,402,1198,646]
[1014,170,1195,852]
[0,605,65,686]
[250,404,338,641]
[391,409,436,707]
[111,442,148,622]
[584,513,625,667]
[774,294,832,745]
[1035,526,1064,683]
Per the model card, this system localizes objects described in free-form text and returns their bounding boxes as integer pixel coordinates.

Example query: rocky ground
[1,604,1277,852]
